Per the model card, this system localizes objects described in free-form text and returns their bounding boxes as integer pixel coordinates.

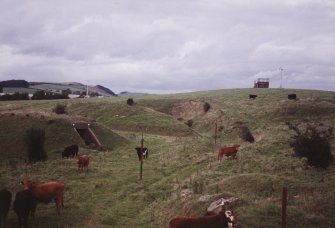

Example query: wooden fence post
[214,119,218,145]
[140,130,144,180]
[282,187,288,228]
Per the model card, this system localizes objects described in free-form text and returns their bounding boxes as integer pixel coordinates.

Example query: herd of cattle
[249,93,298,100]
[0,145,89,227]
[1,143,241,227]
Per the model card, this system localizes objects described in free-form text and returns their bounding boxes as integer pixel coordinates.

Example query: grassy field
[0,88,334,227]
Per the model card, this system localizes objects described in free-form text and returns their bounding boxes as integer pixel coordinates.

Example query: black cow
[135,147,148,161]
[249,94,257,99]
[13,190,37,228]
[62,145,79,158]
[288,94,297,100]
[0,188,12,228]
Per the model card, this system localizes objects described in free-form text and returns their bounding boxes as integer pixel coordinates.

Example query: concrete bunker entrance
[73,122,101,147]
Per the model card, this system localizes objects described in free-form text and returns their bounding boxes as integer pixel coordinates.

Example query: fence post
[140,130,144,180]
[214,119,218,145]
[282,187,288,228]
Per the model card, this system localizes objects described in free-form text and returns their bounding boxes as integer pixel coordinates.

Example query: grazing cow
[76,154,90,171]
[288,94,297,100]
[62,144,79,158]
[135,147,148,161]
[249,94,257,99]
[169,210,230,228]
[13,190,37,228]
[20,180,64,215]
[0,188,12,227]
[217,145,240,161]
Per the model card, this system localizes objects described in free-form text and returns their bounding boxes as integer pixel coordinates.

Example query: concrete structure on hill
[254,78,269,88]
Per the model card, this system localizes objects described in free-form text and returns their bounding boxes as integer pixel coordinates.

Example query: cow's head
[20,180,34,190]
[233,144,240,149]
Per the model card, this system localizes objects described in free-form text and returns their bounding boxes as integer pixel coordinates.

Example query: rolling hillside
[0,88,334,227]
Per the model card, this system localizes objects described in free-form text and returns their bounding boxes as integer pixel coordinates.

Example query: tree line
[0,91,69,101]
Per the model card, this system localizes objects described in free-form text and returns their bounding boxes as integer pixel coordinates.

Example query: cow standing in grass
[20,180,64,215]
[288,94,297,100]
[62,145,79,158]
[217,145,240,161]
[0,188,12,227]
[135,147,148,161]
[249,94,257,99]
[169,210,230,228]
[76,154,90,171]
[13,190,37,228]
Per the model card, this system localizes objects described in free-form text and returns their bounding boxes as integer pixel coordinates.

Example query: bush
[185,119,193,127]
[127,98,134,106]
[26,128,47,163]
[0,92,29,101]
[53,104,67,114]
[192,180,204,194]
[288,123,333,168]
[31,91,69,100]
[203,102,211,112]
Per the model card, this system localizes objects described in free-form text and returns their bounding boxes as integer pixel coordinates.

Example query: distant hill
[0,80,117,97]
[0,79,29,88]
[88,84,117,96]
[118,91,148,97]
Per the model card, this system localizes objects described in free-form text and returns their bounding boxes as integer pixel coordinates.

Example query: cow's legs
[55,198,61,215]
[30,204,37,218]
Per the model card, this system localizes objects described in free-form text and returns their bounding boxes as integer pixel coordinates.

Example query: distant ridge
[0,79,29,88]
[96,85,117,96]
[118,91,147,97]
[0,80,117,97]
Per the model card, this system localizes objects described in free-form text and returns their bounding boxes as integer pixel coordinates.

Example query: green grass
[0,88,334,227]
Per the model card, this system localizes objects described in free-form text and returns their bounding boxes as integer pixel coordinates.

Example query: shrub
[127,98,134,106]
[185,119,193,127]
[31,91,69,100]
[192,179,204,194]
[288,123,333,168]
[53,104,67,114]
[0,92,29,101]
[203,102,211,112]
[26,128,47,163]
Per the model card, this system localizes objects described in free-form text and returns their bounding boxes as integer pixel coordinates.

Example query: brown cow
[217,145,240,161]
[76,154,90,171]
[169,210,230,228]
[20,180,64,215]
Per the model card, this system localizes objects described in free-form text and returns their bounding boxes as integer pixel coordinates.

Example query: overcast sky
[0,0,334,94]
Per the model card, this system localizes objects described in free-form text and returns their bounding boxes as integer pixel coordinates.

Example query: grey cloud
[0,0,334,93]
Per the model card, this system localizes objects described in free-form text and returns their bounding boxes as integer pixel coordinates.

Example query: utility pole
[85,80,89,98]
[279,67,284,89]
